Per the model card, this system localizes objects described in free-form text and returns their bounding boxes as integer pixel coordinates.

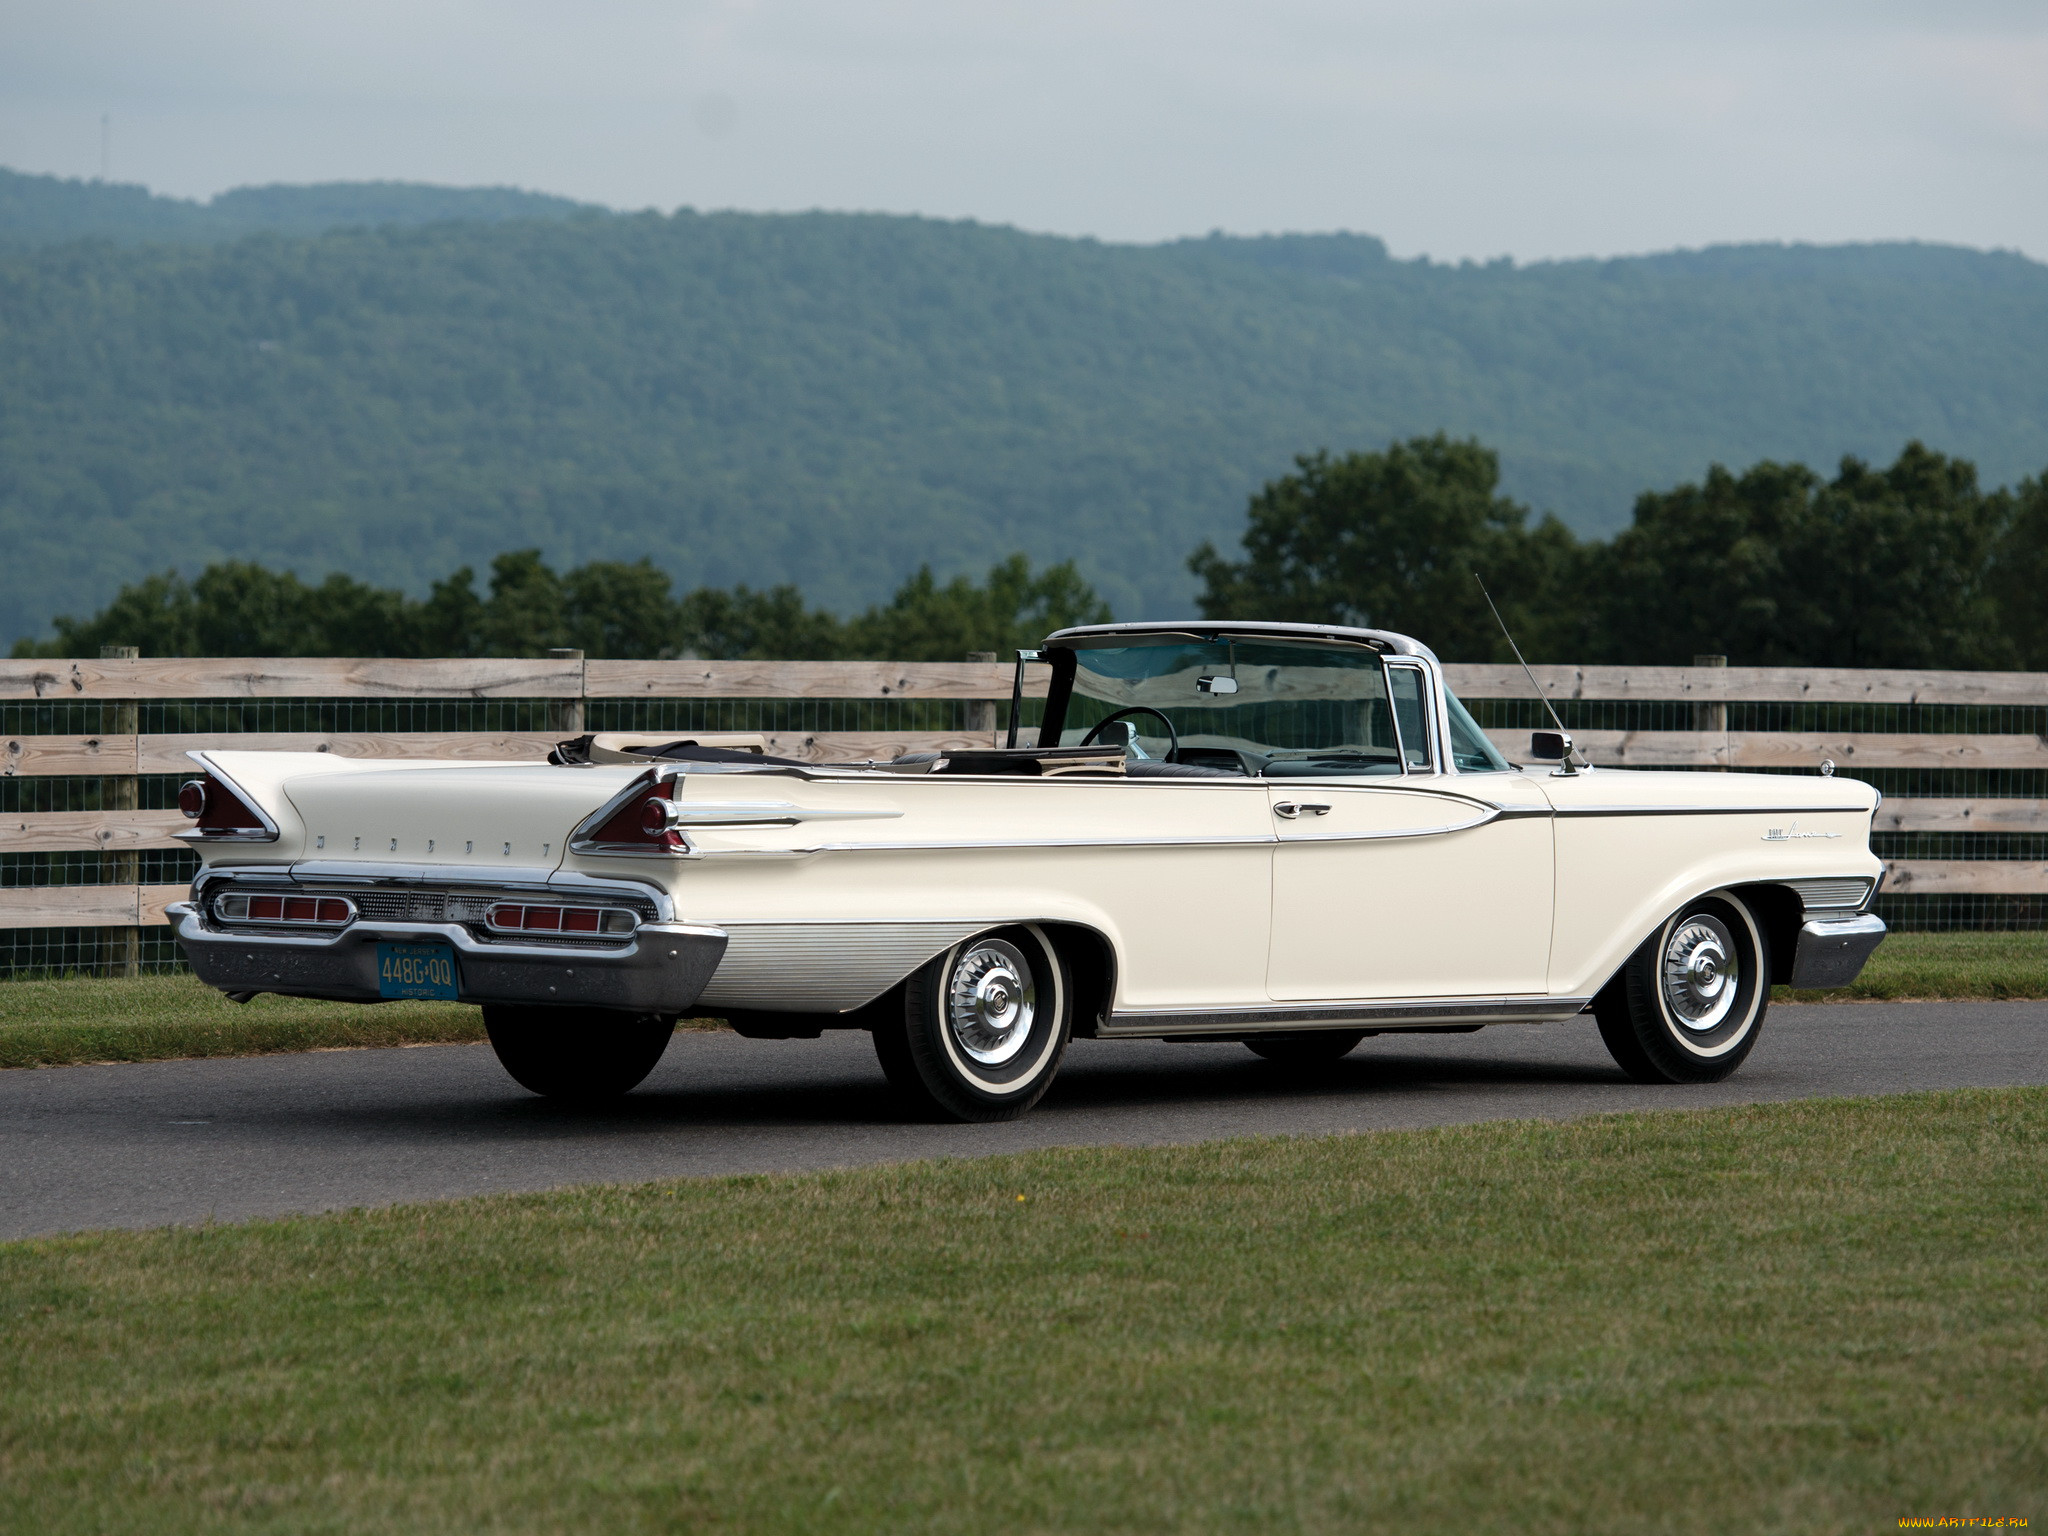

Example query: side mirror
[1196,675,1239,695]
[1530,730,1573,761]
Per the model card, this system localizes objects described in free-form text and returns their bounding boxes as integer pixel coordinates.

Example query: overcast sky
[2,0,2043,262]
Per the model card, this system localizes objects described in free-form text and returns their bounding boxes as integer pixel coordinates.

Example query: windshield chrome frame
[1044,627,1440,777]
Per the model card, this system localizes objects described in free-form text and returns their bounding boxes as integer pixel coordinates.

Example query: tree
[1187,434,1587,661]
[673,584,846,661]
[1596,443,2013,667]
[12,549,1112,662]
[1989,471,2048,669]
[842,554,1112,661]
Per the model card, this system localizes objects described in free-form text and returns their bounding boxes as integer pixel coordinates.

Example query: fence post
[100,644,141,977]
[965,652,998,742]
[546,649,586,737]
[1693,654,1728,770]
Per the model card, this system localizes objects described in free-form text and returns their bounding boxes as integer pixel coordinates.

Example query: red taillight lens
[485,903,633,936]
[182,774,269,836]
[216,891,353,925]
[581,777,685,852]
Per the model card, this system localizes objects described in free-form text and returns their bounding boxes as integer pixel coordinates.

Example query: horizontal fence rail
[3,659,2045,960]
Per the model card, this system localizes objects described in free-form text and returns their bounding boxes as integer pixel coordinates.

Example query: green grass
[1775,929,2048,1003]
[0,973,734,1070]
[2,1089,2043,1533]
[2,928,2041,1073]
[0,974,487,1069]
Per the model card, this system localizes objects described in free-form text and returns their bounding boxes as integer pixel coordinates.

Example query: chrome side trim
[1551,803,1873,817]
[694,922,987,1012]
[1275,803,1503,843]
[689,832,1282,859]
[1101,994,1594,1038]
[662,799,902,825]
[693,784,1528,858]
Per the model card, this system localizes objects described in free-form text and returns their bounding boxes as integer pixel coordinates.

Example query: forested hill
[0,167,600,245]
[2,194,2045,644]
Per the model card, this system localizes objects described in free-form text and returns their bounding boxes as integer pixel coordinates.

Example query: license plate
[377,943,458,1000]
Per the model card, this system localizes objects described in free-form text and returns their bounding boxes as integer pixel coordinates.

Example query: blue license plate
[377,943,458,1000]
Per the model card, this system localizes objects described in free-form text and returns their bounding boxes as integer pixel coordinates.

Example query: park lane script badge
[1763,820,1841,841]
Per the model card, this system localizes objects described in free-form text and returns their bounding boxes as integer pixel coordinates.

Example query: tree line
[16,436,2047,667]
[11,551,1110,664]
[1193,435,2048,668]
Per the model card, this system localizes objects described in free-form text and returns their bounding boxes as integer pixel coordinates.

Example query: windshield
[1445,689,1510,772]
[1059,638,1408,776]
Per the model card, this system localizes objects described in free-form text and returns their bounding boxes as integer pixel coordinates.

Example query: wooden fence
[4,657,2045,950]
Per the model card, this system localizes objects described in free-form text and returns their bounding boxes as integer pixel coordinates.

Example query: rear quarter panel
[566,772,1277,1012]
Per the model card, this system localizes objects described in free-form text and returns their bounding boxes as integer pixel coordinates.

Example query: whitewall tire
[1594,890,1770,1084]
[873,925,1072,1122]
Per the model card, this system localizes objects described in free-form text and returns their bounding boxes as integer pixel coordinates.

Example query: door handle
[1273,802,1332,820]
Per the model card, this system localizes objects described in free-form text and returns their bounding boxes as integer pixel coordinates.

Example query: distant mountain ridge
[0,172,2043,644]
[0,166,602,244]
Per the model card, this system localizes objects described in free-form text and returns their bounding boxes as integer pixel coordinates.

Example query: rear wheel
[482,1005,675,1101]
[1594,891,1770,1084]
[872,925,1072,1122]
[1244,1030,1369,1065]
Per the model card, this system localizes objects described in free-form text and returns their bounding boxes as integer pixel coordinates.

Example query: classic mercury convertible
[168,621,1888,1121]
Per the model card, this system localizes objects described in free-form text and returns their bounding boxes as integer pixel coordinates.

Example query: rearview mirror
[1530,730,1573,761]
[1197,675,1239,695]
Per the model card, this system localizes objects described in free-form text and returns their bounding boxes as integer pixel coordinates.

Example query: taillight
[485,903,636,936]
[177,775,271,838]
[215,892,354,925]
[641,797,682,836]
[580,783,686,852]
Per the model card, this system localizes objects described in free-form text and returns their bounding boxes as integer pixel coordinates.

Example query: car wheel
[1243,1030,1369,1064]
[1594,890,1770,1084]
[874,925,1072,1122]
[482,1005,675,1101]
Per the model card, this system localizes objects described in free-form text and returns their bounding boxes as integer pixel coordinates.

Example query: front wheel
[872,925,1072,1122]
[1594,891,1770,1084]
[482,1005,675,1101]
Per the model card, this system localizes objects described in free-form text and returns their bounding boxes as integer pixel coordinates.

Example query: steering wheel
[1080,706,1180,762]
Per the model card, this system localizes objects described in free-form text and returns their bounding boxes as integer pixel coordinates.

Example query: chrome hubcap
[947,939,1036,1066]
[1662,915,1739,1031]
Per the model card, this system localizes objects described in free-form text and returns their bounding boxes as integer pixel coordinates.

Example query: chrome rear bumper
[1788,912,1887,989]
[168,905,728,1015]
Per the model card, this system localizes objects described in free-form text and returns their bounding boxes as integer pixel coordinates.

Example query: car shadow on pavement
[307,1038,1637,1143]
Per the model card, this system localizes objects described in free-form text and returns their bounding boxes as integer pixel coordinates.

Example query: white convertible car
[169,621,1888,1120]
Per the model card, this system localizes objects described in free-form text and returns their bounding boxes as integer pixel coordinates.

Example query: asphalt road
[3,1001,2044,1241]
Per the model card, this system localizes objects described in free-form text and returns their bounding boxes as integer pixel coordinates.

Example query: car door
[1265,661,1554,1001]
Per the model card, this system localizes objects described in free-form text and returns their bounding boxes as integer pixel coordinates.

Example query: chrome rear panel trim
[694,922,988,1013]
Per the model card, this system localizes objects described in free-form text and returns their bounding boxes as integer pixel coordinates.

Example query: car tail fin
[176,771,278,843]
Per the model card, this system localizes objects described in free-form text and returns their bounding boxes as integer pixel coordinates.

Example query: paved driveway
[2,1001,2043,1240]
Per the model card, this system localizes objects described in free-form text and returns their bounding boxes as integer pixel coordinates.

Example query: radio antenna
[1474,572,1580,771]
